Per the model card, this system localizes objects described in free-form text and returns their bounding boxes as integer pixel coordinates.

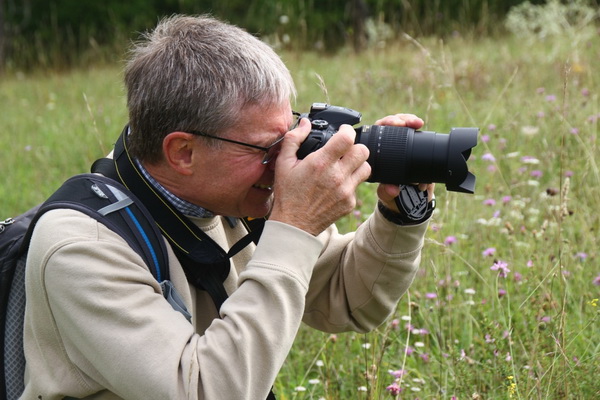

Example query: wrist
[377,195,434,226]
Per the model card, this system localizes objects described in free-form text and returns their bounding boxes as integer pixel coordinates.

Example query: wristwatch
[378,185,435,225]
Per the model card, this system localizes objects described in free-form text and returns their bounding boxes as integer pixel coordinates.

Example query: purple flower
[581,88,590,97]
[481,134,491,142]
[545,94,557,102]
[386,382,402,396]
[498,289,507,297]
[575,252,588,261]
[482,247,496,257]
[502,196,512,204]
[483,198,497,206]
[444,236,457,246]
[570,127,579,135]
[593,275,600,286]
[389,369,406,379]
[530,170,543,178]
[514,272,523,282]
[491,260,510,278]
[425,292,437,299]
[482,152,496,162]
[487,124,497,131]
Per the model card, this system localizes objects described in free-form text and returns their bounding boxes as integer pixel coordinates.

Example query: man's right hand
[268,118,371,236]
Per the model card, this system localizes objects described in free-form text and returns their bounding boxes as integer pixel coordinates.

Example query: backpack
[0,173,171,400]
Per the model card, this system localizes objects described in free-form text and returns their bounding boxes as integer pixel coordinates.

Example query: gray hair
[124,14,296,163]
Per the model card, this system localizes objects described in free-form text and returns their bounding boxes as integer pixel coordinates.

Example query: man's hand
[373,114,435,212]
[269,118,371,236]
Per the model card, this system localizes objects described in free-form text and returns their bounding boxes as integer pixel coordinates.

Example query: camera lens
[355,125,478,193]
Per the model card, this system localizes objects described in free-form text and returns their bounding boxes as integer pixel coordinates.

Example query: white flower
[294,386,306,392]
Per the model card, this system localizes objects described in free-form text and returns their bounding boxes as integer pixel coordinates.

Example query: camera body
[296,103,478,194]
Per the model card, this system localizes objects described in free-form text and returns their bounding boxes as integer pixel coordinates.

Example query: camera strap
[92,126,265,312]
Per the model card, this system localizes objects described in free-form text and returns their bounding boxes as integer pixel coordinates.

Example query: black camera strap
[92,126,265,311]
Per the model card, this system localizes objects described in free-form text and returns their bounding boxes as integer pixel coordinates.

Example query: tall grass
[2,12,599,400]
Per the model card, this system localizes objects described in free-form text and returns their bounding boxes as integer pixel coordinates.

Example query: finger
[374,114,424,129]
[315,124,358,162]
[278,118,311,160]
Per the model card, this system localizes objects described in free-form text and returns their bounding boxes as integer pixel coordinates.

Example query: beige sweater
[22,207,427,399]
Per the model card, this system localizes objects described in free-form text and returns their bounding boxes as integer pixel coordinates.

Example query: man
[22,15,434,399]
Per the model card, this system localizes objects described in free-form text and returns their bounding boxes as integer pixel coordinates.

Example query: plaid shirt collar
[134,158,215,218]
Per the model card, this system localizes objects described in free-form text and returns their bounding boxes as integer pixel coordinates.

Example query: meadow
[2,13,599,400]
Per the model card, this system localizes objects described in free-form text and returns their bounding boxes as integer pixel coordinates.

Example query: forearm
[303,207,429,333]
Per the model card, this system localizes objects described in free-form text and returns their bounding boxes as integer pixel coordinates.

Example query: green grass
[2,31,599,399]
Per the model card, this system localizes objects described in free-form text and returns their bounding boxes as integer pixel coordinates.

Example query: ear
[162,132,197,175]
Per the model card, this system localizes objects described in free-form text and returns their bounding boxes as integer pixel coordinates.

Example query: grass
[2,28,599,399]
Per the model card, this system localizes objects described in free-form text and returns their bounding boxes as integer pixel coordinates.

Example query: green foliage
[7,0,599,71]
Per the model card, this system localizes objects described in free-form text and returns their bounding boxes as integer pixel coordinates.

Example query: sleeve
[25,210,323,400]
[302,206,429,333]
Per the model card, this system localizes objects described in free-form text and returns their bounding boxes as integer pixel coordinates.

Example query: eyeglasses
[187,130,285,164]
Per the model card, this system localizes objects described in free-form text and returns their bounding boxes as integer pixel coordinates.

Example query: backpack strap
[28,174,170,283]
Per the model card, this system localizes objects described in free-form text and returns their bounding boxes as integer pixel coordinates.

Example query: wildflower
[536,87,545,94]
[575,252,588,261]
[507,376,517,398]
[294,386,307,392]
[570,127,579,135]
[481,134,491,142]
[482,152,496,162]
[487,123,497,131]
[389,369,406,379]
[386,382,402,396]
[593,275,600,286]
[505,353,512,361]
[390,319,400,330]
[527,260,534,268]
[464,288,476,295]
[362,343,371,349]
[491,260,510,278]
[425,292,437,299]
[485,334,495,343]
[565,170,574,177]
[308,378,320,385]
[315,360,325,367]
[357,386,368,392]
[502,196,512,204]
[404,346,414,356]
[483,198,496,206]
[521,155,540,164]
[539,316,551,323]
[498,289,507,297]
[581,88,590,97]
[514,272,523,283]
[482,247,496,257]
[521,126,539,136]
[545,94,557,102]
[419,353,430,362]
[444,236,457,246]
[587,298,598,307]
[530,170,543,178]
[414,341,425,348]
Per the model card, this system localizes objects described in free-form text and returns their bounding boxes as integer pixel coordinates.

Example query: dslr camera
[296,103,478,193]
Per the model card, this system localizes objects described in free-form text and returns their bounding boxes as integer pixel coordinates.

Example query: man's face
[185,102,294,218]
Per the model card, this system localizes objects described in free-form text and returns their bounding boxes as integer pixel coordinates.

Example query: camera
[296,103,478,193]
